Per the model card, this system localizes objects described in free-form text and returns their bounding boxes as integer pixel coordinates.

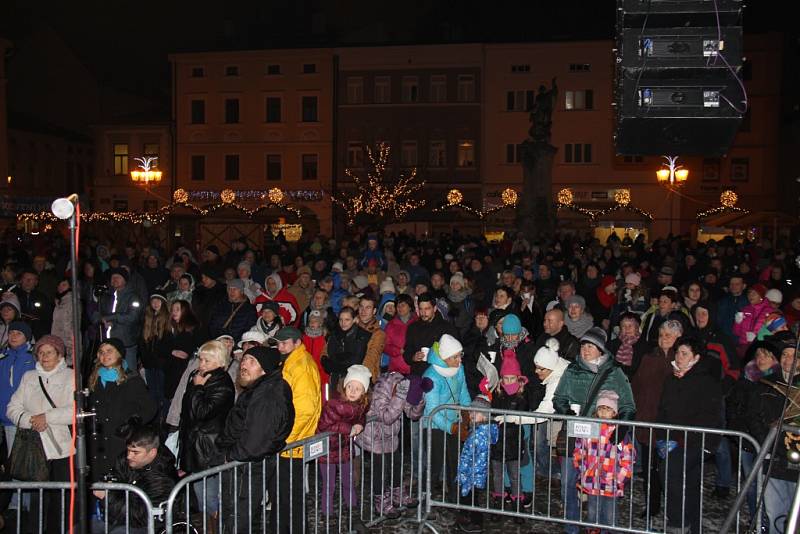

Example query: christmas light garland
[556,188,653,224]
[432,187,518,220]
[696,189,750,221]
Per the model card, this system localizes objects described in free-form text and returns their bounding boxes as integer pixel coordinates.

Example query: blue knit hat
[503,314,522,335]
[8,321,32,340]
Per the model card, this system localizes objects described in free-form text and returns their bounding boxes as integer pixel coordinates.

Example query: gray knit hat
[579,327,608,352]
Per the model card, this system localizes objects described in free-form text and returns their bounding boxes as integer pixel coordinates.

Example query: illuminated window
[113,144,128,175]
[457,140,475,167]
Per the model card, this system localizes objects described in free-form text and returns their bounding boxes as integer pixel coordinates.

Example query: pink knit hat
[34,335,66,359]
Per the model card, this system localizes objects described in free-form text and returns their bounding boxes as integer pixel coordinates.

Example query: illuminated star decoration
[696,189,750,221]
[332,142,426,226]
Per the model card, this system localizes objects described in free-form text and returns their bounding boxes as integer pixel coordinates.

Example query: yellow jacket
[281,343,322,458]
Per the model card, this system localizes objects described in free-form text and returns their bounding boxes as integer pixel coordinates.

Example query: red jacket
[253,286,301,327]
[316,394,367,464]
[384,314,417,375]
[303,333,329,401]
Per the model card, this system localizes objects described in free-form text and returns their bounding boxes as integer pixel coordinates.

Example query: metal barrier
[164,417,423,533]
[0,480,157,534]
[417,405,763,534]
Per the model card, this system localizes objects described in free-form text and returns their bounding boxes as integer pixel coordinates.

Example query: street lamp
[130,156,163,187]
[656,155,689,235]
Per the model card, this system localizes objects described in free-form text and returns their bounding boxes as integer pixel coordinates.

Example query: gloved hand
[655,439,678,459]
[405,375,433,405]
[735,312,744,324]
[746,331,756,342]
[396,378,411,399]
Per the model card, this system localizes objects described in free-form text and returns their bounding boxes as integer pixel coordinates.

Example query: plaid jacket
[572,422,635,497]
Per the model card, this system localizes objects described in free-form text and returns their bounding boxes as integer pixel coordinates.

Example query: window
[143,143,159,161]
[730,157,749,182]
[266,155,282,181]
[301,96,318,122]
[401,141,418,167]
[623,155,644,163]
[191,155,205,181]
[225,154,240,181]
[457,140,475,168]
[266,64,281,75]
[702,158,721,181]
[374,77,391,103]
[191,67,204,78]
[511,64,531,73]
[302,154,318,180]
[143,200,158,211]
[302,63,317,74]
[506,90,534,111]
[564,143,593,163]
[266,96,282,123]
[347,143,364,168]
[190,100,205,124]
[569,63,591,72]
[225,65,239,76]
[113,144,128,175]
[505,143,522,164]
[457,75,475,102]
[346,77,364,104]
[430,75,447,103]
[565,90,594,110]
[402,76,419,103]
[429,140,446,167]
[224,98,240,124]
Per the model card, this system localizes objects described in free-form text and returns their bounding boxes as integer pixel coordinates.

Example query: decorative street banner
[0,195,56,217]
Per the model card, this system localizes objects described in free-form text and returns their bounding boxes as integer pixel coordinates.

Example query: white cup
[570,403,581,415]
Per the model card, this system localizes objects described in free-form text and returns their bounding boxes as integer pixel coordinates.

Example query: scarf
[98,367,120,388]
[398,313,412,324]
[304,326,323,338]
[615,332,640,367]
[671,355,700,378]
[500,327,529,349]
[584,353,609,374]
[433,363,460,378]
[447,286,471,303]
[36,358,67,378]
[565,313,594,338]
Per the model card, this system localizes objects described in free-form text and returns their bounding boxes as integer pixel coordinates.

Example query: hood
[691,301,719,332]
[541,357,570,384]
[0,293,21,317]
[265,273,283,295]
[377,292,396,316]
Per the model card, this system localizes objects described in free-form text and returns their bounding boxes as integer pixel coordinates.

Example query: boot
[374,491,401,520]
[206,512,219,534]
[392,486,419,508]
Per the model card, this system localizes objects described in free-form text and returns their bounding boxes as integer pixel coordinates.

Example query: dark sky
[0,0,790,102]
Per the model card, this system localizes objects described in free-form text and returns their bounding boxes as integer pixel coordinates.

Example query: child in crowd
[455,395,499,532]
[317,365,370,519]
[302,310,329,402]
[490,353,534,509]
[572,390,635,533]
[356,372,430,519]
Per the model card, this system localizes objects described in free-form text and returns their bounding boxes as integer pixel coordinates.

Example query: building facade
[0,38,10,185]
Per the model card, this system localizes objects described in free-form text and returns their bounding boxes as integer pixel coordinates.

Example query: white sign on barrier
[567,420,600,439]
[304,436,328,463]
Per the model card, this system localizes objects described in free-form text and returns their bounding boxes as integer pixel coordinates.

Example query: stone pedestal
[517,139,557,240]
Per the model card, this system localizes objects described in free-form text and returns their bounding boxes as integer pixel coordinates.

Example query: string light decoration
[332,142,426,225]
[555,189,653,224]
[268,188,284,205]
[447,189,464,205]
[614,189,631,206]
[501,188,518,207]
[220,189,236,204]
[696,189,750,221]
[173,188,189,204]
[187,189,324,202]
[557,188,574,205]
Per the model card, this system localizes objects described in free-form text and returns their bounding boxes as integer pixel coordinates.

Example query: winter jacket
[630,347,673,442]
[491,389,534,464]
[656,356,723,449]
[288,281,315,314]
[358,317,385,382]
[253,274,301,326]
[717,292,748,339]
[281,343,322,458]
[531,326,580,362]
[553,357,635,421]
[138,332,171,370]
[178,367,235,473]
[727,361,781,453]
[322,325,371,387]
[192,282,227,331]
[166,356,239,427]
[607,334,650,378]
[51,291,74,363]
[0,293,21,349]
[12,287,53,340]
[456,423,499,496]
[532,356,570,420]
[0,343,36,426]
[97,286,143,348]
[88,372,158,481]
[732,298,772,347]
[207,298,258,342]
[385,314,417,375]
[106,447,177,529]
[403,314,459,376]
[640,307,691,347]
[164,328,202,402]
[302,333,328,401]
[216,369,294,462]
[444,287,474,336]
[356,372,425,454]
[573,423,635,497]
[422,345,472,433]
[6,359,74,459]
[317,395,367,464]
[249,317,282,343]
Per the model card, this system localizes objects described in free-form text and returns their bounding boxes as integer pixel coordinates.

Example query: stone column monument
[517,78,558,240]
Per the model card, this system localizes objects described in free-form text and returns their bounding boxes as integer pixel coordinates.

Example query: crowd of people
[0,228,798,533]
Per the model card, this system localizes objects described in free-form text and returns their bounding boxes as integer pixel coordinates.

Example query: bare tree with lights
[333,142,426,226]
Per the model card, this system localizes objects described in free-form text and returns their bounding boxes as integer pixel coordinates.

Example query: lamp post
[656,155,689,235]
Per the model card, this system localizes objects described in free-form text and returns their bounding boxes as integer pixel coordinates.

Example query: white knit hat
[765,288,783,305]
[331,261,344,272]
[379,277,395,295]
[449,272,466,288]
[534,338,561,370]
[352,274,369,290]
[438,334,463,360]
[344,364,372,392]
[238,330,268,348]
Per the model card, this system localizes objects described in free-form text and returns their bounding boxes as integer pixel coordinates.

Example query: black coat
[322,325,372,386]
[402,314,459,376]
[138,332,171,370]
[207,298,258,342]
[491,388,536,463]
[607,335,650,378]
[531,326,580,362]
[107,446,177,528]
[12,287,53,340]
[216,370,295,462]
[164,328,202,401]
[178,367,235,472]
[88,373,158,481]
[193,282,227,331]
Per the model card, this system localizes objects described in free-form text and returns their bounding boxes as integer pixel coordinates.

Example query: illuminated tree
[333,143,426,226]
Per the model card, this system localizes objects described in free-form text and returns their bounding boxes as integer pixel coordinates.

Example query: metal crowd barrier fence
[417,405,763,534]
[164,417,423,533]
[0,480,157,534]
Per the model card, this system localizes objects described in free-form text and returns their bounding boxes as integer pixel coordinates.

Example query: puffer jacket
[356,372,425,454]
[384,314,417,375]
[727,361,781,453]
[253,274,301,326]
[456,423,499,496]
[106,447,177,528]
[317,394,367,464]
[553,356,635,421]
[97,286,143,347]
[532,356,570,419]
[322,325,371,387]
[422,344,472,433]
[630,347,673,442]
[573,423,635,498]
[281,343,322,458]
[0,343,36,426]
[216,369,294,462]
[732,298,772,347]
[491,388,533,464]
[358,317,385,382]
[178,367,235,473]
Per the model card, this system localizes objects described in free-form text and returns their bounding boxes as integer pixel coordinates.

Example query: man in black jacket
[403,292,458,376]
[531,308,580,362]
[194,267,228,331]
[93,424,177,533]
[217,346,295,534]
[12,269,53,340]
[207,279,257,343]
[97,268,143,371]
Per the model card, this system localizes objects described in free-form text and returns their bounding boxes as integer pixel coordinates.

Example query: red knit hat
[750,283,768,299]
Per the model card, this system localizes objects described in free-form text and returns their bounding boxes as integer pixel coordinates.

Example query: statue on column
[528,78,558,144]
